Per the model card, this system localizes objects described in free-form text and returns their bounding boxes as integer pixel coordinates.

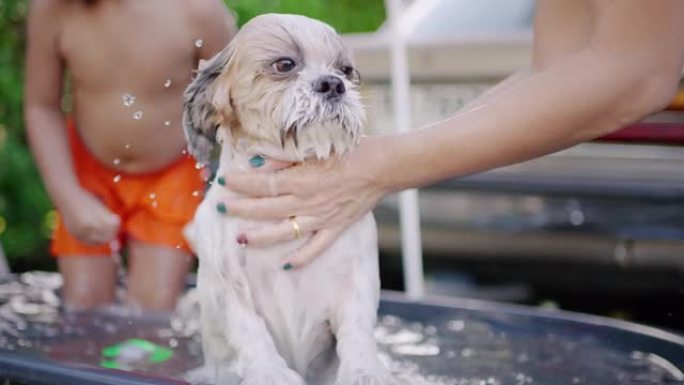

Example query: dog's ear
[182,45,234,165]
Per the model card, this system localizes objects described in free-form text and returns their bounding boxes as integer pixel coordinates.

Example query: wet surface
[0,273,682,384]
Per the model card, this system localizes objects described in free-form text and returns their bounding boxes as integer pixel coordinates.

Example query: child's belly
[72,90,189,174]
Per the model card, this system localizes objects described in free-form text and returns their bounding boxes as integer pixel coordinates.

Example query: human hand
[59,189,120,245]
[217,138,388,269]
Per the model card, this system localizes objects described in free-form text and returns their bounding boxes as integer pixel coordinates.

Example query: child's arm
[189,0,237,61]
[24,0,119,246]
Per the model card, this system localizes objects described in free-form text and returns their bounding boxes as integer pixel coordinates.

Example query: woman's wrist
[354,135,397,198]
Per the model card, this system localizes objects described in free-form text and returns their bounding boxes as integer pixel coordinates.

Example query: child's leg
[126,239,193,311]
[58,256,117,310]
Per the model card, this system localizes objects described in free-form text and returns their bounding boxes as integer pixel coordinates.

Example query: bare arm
[222,0,684,268]
[191,0,237,61]
[24,0,79,210]
[24,0,119,245]
[374,0,684,191]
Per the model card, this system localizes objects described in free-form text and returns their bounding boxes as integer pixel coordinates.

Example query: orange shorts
[50,119,206,257]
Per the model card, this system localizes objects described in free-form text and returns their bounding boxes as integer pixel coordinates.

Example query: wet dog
[182,14,391,385]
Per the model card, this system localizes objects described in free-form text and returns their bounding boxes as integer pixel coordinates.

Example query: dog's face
[183,14,365,163]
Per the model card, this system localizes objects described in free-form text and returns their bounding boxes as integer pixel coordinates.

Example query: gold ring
[289,216,301,239]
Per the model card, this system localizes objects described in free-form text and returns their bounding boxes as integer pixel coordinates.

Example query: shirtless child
[24,0,236,311]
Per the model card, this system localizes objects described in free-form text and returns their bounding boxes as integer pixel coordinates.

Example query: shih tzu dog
[182,14,392,385]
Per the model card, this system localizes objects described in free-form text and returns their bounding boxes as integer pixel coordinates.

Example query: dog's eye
[341,66,354,77]
[273,58,296,73]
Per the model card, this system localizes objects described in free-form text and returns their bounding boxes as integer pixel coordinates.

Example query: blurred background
[1,0,682,331]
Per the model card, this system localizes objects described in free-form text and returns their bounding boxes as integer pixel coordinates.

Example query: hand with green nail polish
[249,155,265,168]
[216,202,227,214]
[221,137,390,269]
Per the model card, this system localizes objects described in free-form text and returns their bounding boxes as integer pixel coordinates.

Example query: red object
[597,122,684,144]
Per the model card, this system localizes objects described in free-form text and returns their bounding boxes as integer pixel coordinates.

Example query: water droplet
[164,79,172,88]
[391,343,440,356]
[181,149,188,155]
[569,210,585,226]
[164,121,171,127]
[133,110,143,120]
[191,190,200,197]
[201,169,211,181]
[194,38,204,48]
[112,158,121,166]
[149,192,157,200]
[113,175,122,183]
[195,162,204,170]
[151,201,158,208]
[447,320,465,332]
[175,244,182,249]
[125,143,132,150]
[122,93,136,107]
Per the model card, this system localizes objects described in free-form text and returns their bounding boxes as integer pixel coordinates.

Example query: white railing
[386,0,425,300]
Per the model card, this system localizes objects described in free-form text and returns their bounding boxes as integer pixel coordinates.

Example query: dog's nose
[313,75,345,99]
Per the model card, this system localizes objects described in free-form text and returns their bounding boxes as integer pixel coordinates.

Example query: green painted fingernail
[216,202,227,214]
[283,262,293,271]
[249,155,265,168]
[217,176,225,186]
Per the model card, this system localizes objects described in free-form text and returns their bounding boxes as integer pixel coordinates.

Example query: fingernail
[217,176,226,186]
[216,202,227,214]
[237,234,248,246]
[249,155,265,168]
[282,262,293,271]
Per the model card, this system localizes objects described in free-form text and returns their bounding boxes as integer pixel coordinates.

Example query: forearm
[25,107,82,209]
[372,48,677,192]
[460,70,531,113]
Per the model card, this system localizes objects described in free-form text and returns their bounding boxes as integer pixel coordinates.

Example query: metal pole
[0,242,10,279]
[385,0,425,300]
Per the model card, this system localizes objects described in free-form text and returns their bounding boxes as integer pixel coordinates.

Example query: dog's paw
[184,366,215,385]
[242,365,305,385]
[184,365,240,385]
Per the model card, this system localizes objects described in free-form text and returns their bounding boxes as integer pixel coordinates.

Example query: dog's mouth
[279,100,363,158]
[280,111,356,147]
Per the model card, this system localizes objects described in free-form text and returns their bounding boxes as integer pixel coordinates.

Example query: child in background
[24,0,236,311]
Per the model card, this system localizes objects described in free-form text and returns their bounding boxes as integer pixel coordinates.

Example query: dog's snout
[313,75,345,99]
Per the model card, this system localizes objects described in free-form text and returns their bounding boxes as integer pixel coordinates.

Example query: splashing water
[164,79,172,88]
[194,38,204,48]
[112,158,121,166]
[113,174,122,183]
[133,111,143,120]
[0,279,682,385]
[194,162,204,170]
[122,93,136,107]
[149,193,157,200]
[191,191,200,197]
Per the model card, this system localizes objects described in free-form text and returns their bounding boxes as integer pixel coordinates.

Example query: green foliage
[226,0,385,32]
[0,0,384,269]
[0,0,53,268]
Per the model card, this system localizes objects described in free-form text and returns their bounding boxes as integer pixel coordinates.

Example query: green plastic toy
[100,338,173,370]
